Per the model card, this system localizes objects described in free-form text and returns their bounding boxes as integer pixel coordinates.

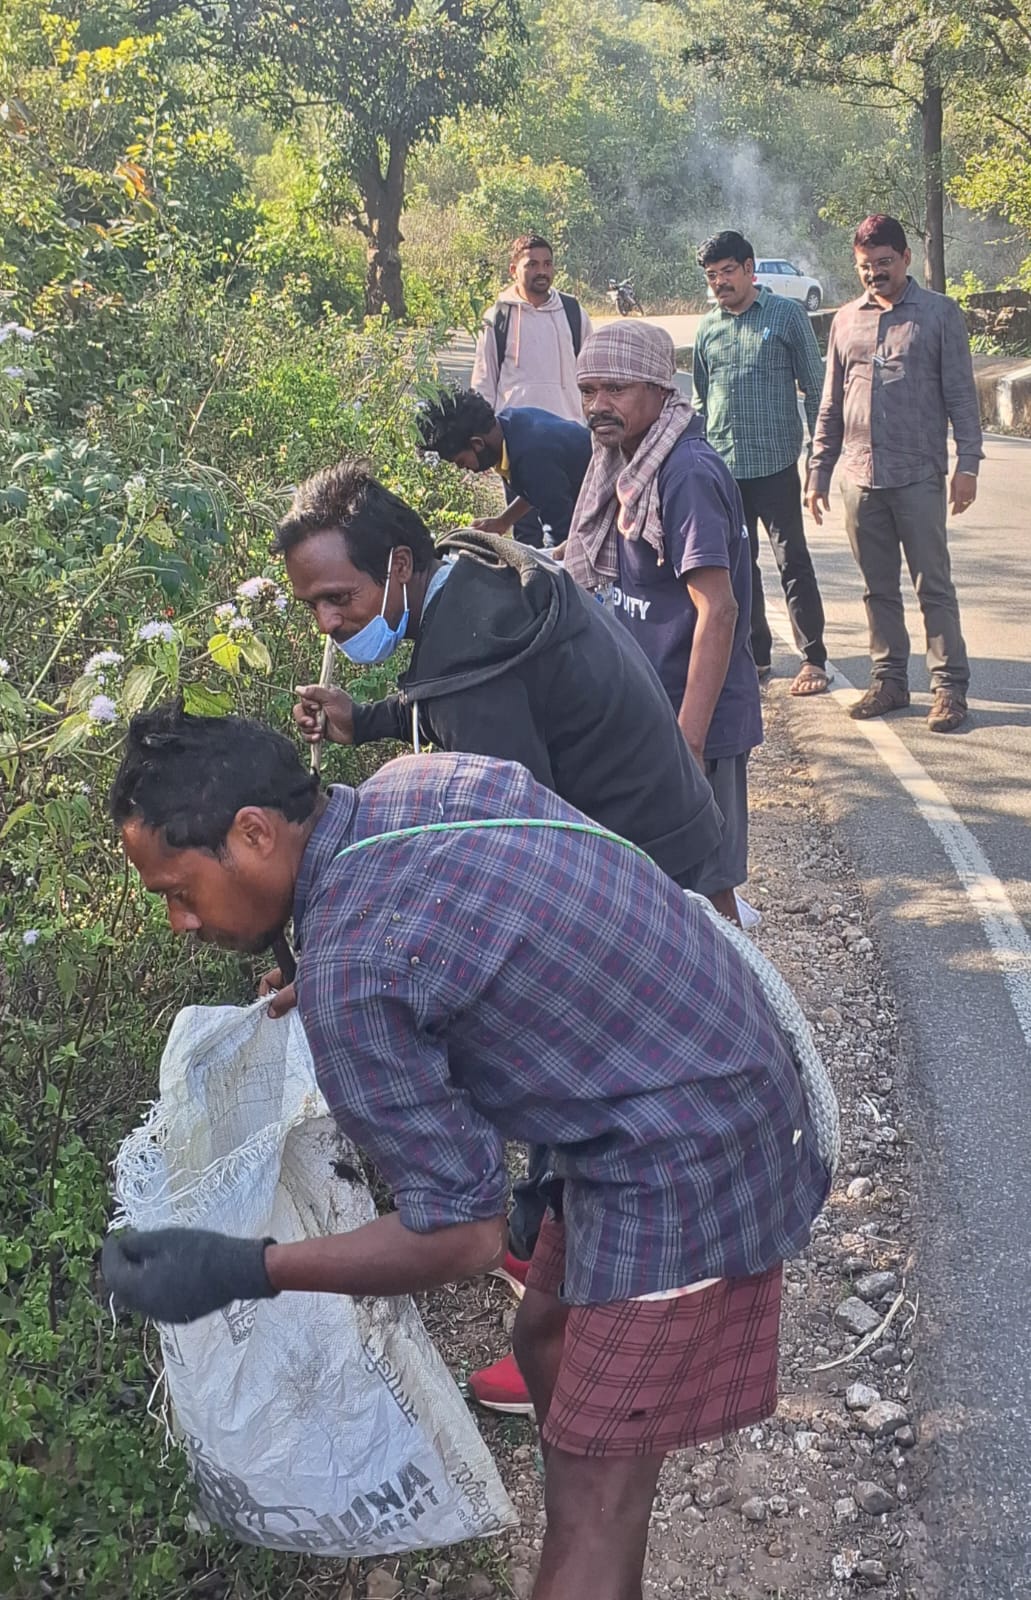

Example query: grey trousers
[841,476,970,692]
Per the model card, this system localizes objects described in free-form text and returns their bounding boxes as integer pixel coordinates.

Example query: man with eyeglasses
[694,230,830,698]
[806,215,982,732]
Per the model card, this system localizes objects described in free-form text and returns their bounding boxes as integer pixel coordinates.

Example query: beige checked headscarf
[564,323,695,591]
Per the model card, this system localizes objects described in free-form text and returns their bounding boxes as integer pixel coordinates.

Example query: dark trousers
[737,462,827,670]
[840,476,969,691]
[504,478,546,549]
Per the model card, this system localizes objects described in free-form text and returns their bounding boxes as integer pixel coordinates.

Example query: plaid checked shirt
[693,287,826,480]
[293,754,828,1304]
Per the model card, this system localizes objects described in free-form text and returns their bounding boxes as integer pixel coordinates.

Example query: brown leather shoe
[927,688,968,732]
[849,681,910,721]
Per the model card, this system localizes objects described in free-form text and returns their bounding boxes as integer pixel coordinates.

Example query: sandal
[927,689,968,733]
[790,664,832,697]
[849,681,910,721]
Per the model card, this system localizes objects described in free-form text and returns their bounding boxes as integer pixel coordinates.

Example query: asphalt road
[768,440,1031,1599]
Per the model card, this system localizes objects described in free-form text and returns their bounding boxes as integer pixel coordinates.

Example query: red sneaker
[490,1250,531,1298]
[468,1351,534,1415]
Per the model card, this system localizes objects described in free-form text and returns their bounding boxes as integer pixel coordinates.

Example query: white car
[707,258,823,311]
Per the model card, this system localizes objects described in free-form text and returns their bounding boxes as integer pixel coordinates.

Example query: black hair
[853,214,908,254]
[109,703,319,854]
[696,230,755,269]
[510,232,552,265]
[417,386,497,460]
[272,459,437,582]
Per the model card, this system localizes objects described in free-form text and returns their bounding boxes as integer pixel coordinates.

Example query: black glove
[102,1227,279,1324]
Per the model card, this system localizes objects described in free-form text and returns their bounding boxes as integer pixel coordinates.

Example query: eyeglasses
[702,266,744,283]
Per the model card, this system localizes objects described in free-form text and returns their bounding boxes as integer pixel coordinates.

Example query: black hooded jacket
[349,530,723,885]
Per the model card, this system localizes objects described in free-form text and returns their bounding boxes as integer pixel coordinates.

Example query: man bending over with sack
[103,705,833,1600]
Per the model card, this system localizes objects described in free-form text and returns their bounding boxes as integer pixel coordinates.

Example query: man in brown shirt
[806,214,983,732]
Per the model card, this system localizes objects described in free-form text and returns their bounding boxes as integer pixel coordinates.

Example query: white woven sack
[112,999,516,1556]
[686,891,841,1177]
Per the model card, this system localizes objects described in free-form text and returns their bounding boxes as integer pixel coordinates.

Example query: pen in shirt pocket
[762,327,771,341]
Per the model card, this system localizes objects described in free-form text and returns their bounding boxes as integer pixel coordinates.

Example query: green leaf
[143,517,176,548]
[207,631,241,674]
[182,683,233,716]
[152,638,180,688]
[1,801,36,839]
[57,958,77,1001]
[121,663,158,714]
[236,632,272,675]
[0,486,28,512]
[0,680,26,720]
[66,674,97,710]
[48,712,91,758]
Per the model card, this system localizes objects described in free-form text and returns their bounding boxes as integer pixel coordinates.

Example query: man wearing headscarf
[565,322,762,922]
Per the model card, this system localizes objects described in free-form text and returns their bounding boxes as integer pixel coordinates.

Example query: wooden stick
[271,930,297,987]
[310,634,335,777]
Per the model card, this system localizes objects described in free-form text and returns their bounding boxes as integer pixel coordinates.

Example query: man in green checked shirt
[693,230,831,696]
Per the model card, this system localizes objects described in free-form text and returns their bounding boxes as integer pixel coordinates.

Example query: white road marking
[770,610,1031,1052]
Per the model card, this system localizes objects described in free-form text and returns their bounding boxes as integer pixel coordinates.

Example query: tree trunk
[360,140,408,320]
[922,65,946,293]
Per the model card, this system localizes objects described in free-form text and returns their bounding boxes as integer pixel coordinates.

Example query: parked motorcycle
[607,276,644,317]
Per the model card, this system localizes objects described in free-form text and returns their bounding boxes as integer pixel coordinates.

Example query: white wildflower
[87,693,118,724]
[3,366,25,379]
[84,649,124,677]
[15,326,33,343]
[236,576,274,601]
[421,450,441,470]
[0,322,34,345]
[214,602,238,625]
[124,474,147,513]
[138,619,175,644]
[273,591,288,612]
[228,614,253,633]
[22,929,40,946]
[0,658,9,676]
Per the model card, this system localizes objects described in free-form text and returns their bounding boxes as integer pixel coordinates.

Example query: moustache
[589,415,623,431]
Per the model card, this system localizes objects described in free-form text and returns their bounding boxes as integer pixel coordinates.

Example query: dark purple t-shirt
[613,420,762,761]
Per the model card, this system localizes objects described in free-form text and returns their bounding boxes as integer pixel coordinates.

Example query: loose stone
[845,1382,882,1410]
[855,1271,898,1301]
[855,1400,910,1438]
[854,1481,897,1515]
[835,1297,883,1337]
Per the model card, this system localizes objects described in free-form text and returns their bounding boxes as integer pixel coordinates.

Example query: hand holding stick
[309,635,335,777]
[269,639,335,995]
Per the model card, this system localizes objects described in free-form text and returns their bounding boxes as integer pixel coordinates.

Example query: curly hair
[416,386,497,461]
[109,703,319,853]
[271,458,437,581]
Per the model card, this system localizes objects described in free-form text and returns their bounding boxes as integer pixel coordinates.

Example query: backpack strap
[492,302,511,370]
[559,292,583,356]
[492,296,583,369]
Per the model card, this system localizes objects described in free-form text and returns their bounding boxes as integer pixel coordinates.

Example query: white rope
[686,890,841,1176]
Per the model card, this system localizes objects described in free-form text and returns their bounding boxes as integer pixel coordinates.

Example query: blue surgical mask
[334,563,409,665]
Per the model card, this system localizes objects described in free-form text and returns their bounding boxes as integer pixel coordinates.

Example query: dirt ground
[335,684,927,1600]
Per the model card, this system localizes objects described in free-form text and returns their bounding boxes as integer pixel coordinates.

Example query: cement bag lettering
[112,999,516,1556]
